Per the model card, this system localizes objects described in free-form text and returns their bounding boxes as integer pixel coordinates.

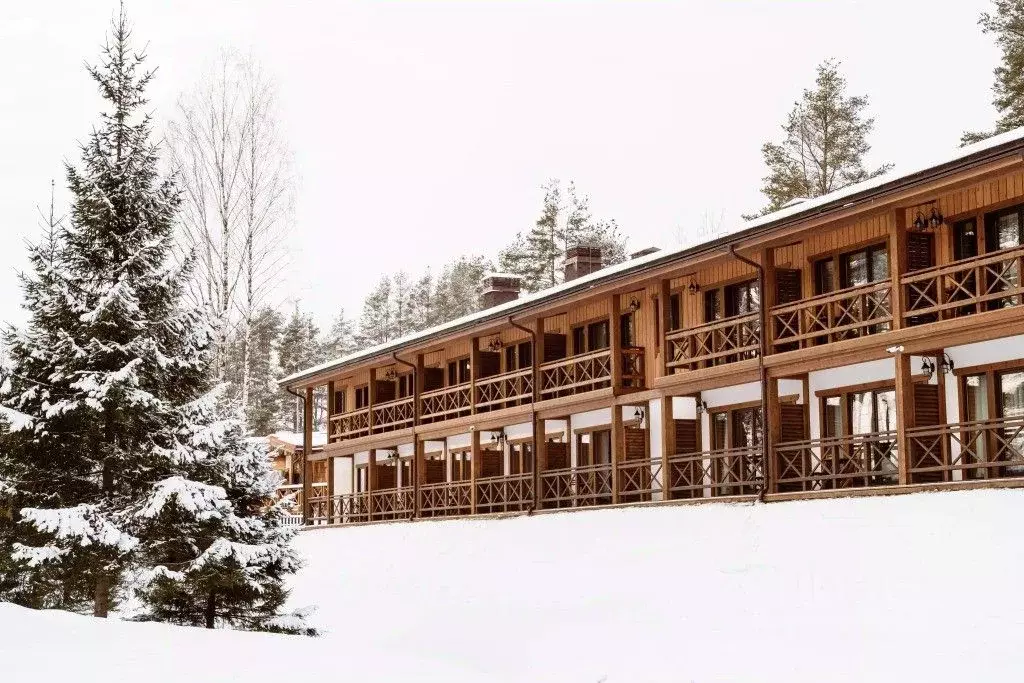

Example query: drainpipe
[391,353,419,520]
[509,315,540,514]
[728,245,769,502]
[392,352,417,387]
[285,385,311,521]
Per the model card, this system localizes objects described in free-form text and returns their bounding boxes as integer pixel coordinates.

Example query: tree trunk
[94,573,110,618]
[205,590,216,629]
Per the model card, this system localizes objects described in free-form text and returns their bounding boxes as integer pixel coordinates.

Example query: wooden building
[267,431,329,516]
[283,130,1024,527]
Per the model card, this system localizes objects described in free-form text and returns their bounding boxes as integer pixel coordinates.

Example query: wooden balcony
[369,486,415,520]
[666,313,760,370]
[771,280,892,351]
[903,245,1024,324]
[475,367,533,412]
[774,431,899,492]
[420,383,472,423]
[538,462,614,508]
[419,480,473,517]
[906,416,1024,483]
[667,446,763,499]
[329,407,370,441]
[371,396,414,433]
[538,347,645,401]
[475,472,534,513]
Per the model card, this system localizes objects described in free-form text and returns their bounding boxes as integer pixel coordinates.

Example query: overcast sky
[0,0,1001,331]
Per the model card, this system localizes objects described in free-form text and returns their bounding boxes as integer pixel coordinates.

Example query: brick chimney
[480,273,523,308]
[564,245,603,282]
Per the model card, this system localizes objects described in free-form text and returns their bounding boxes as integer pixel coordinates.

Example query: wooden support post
[327,456,336,524]
[534,318,546,400]
[660,395,674,501]
[657,279,672,378]
[413,438,424,518]
[368,368,378,434]
[760,247,777,353]
[765,375,781,494]
[610,402,623,504]
[609,293,623,391]
[326,380,335,442]
[533,414,546,510]
[367,449,377,521]
[470,336,480,415]
[414,354,424,424]
[889,208,908,330]
[301,387,314,525]
[895,352,915,485]
[470,428,481,514]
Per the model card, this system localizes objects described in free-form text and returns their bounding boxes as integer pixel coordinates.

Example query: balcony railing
[419,480,472,517]
[420,383,472,423]
[667,447,763,499]
[903,245,1024,324]
[308,492,371,525]
[369,486,414,521]
[539,349,612,400]
[371,396,414,433]
[771,280,892,351]
[329,407,370,441]
[539,462,614,508]
[475,472,535,513]
[775,431,899,491]
[617,457,664,503]
[475,367,534,412]
[906,417,1024,483]
[666,312,760,370]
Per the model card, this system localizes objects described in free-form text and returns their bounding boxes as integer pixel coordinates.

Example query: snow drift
[5,489,1024,681]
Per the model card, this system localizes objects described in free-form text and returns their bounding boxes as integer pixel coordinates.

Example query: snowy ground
[5,489,1024,681]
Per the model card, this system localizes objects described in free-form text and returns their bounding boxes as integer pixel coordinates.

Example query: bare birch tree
[169,51,293,419]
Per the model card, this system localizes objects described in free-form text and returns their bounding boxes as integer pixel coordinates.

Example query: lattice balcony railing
[329,407,370,441]
[903,245,1024,323]
[775,431,898,491]
[420,383,472,422]
[666,447,762,499]
[771,280,892,350]
[475,368,534,411]
[371,396,415,433]
[539,350,612,400]
[666,312,760,369]
[419,481,472,517]
[369,487,414,521]
[539,463,614,508]
[617,458,664,502]
[476,473,534,513]
[906,417,1024,482]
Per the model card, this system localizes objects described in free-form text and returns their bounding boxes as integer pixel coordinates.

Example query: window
[619,311,636,348]
[709,407,763,449]
[447,357,470,385]
[669,292,681,331]
[705,280,759,321]
[509,442,534,475]
[333,389,346,414]
[570,320,610,354]
[954,218,980,261]
[450,451,471,481]
[396,373,414,399]
[504,341,533,371]
[814,243,888,294]
[960,367,1024,476]
[356,464,368,493]
[354,385,369,409]
[985,204,1024,252]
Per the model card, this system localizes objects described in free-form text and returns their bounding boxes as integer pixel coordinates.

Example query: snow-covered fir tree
[226,306,283,435]
[133,387,313,633]
[325,307,356,360]
[276,304,324,431]
[0,8,312,633]
[355,276,393,348]
[433,255,492,322]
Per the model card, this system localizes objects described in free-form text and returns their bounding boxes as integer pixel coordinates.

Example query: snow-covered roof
[268,431,328,450]
[282,127,1024,388]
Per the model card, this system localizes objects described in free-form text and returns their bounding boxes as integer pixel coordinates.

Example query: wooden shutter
[907,233,935,272]
[913,383,940,426]
[543,333,567,362]
[424,459,445,484]
[624,427,646,460]
[910,382,942,484]
[779,403,807,443]
[375,464,396,489]
[674,419,698,454]
[776,268,802,305]
[478,351,501,378]
[481,450,503,477]
[546,441,568,469]
[422,367,445,392]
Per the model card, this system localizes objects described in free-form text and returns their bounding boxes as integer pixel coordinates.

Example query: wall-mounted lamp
[921,357,936,379]
[688,280,701,296]
[912,212,928,231]
[382,367,398,381]
[695,398,709,415]
[491,428,508,447]
[385,449,399,461]
[627,296,641,313]
[939,353,955,375]
[633,407,646,427]
[929,207,944,228]
[486,337,503,352]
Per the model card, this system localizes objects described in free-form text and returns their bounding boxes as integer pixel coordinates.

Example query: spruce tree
[234,306,283,435]
[325,308,356,360]
[433,255,491,322]
[1,8,208,617]
[133,388,313,633]
[355,277,394,348]
[752,59,892,215]
[276,305,324,431]
[964,1,1024,144]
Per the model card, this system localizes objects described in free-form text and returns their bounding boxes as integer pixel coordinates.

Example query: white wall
[332,456,352,496]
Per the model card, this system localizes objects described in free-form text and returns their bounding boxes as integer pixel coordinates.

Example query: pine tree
[434,255,492,322]
[276,305,324,431]
[355,276,393,348]
[963,1,1024,144]
[238,306,283,435]
[408,271,436,332]
[325,308,356,360]
[752,59,892,215]
[390,271,414,338]
[0,8,209,617]
[132,388,313,633]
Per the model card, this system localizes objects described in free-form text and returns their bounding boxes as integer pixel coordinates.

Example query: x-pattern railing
[907,417,1024,480]
[370,487,414,520]
[666,312,760,369]
[372,397,414,432]
[539,349,612,400]
[621,347,646,388]
[903,245,1024,322]
[539,463,614,508]
[330,408,370,441]
[775,432,898,491]
[617,458,663,500]
[476,368,534,410]
[666,447,762,499]
[476,473,535,513]
[419,481,472,516]
[771,280,892,350]
[421,383,472,421]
